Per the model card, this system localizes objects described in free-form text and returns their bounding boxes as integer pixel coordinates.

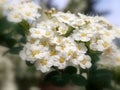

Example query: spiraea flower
[3,0,41,23]
[19,10,120,73]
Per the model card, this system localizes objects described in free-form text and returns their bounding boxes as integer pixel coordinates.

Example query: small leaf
[44,70,60,81]
[19,20,30,35]
[64,66,77,74]
[51,75,68,86]
[64,26,74,37]
[8,46,23,54]
[26,61,34,66]
[87,69,113,89]
[71,74,87,86]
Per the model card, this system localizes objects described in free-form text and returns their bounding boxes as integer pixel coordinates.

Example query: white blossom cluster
[19,11,120,73]
[2,0,40,23]
[98,42,120,68]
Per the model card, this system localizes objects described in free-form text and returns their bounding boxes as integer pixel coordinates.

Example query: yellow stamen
[32,50,40,56]
[61,29,66,34]
[14,14,19,18]
[105,31,110,36]
[102,41,109,48]
[81,59,87,65]
[30,39,35,44]
[68,50,73,56]
[57,38,62,43]
[45,32,51,36]
[35,31,40,34]
[40,60,47,66]
[81,33,87,37]
[59,57,65,63]
[61,45,65,50]
[26,12,31,16]
[77,46,81,50]
[50,50,56,56]
[72,52,78,59]
[41,41,47,46]
[61,16,69,20]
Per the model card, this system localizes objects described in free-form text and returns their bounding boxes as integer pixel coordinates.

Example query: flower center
[40,60,47,66]
[59,57,65,63]
[32,50,40,56]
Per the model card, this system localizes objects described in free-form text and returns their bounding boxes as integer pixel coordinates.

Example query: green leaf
[44,71,71,86]
[85,41,102,64]
[26,61,34,66]
[50,74,69,86]
[113,67,120,84]
[71,74,87,86]
[0,17,13,32]
[19,20,30,35]
[64,66,77,74]
[8,46,23,54]
[87,69,113,90]
[64,26,74,37]
[6,37,17,48]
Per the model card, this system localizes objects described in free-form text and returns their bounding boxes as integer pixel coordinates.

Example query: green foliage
[85,41,102,64]
[71,74,86,86]
[0,17,27,55]
[64,26,75,37]
[86,69,113,90]
[6,46,23,54]
[26,61,34,66]
[113,67,120,84]
[44,66,87,87]
[64,66,77,74]
[18,20,30,35]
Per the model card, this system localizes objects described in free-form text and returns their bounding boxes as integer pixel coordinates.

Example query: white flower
[55,44,66,52]
[3,0,41,22]
[43,30,54,38]
[99,29,115,40]
[35,58,53,73]
[19,11,119,73]
[90,35,112,51]
[23,45,46,62]
[71,19,85,28]
[50,36,65,45]
[53,53,68,69]
[29,28,45,39]
[7,11,22,23]
[70,52,85,65]
[57,23,68,35]
[53,12,79,26]
[27,37,40,45]
[79,55,92,69]
[26,1,41,11]
[71,29,93,42]
[76,43,87,53]
[20,7,40,21]
[55,38,76,54]
[97,44,118,67]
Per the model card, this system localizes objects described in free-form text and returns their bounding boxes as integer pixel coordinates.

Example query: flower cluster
[20,11,120,73]
[98,42,120,68]
[2,0,40,23]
